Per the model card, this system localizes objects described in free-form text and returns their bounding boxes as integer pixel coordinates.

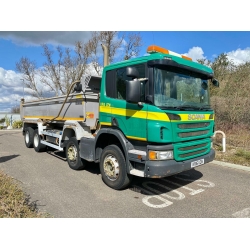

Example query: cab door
[110,64,148,141]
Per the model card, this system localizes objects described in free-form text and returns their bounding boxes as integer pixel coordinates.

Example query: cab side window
[116,64,146,101]
[105,70,116,98]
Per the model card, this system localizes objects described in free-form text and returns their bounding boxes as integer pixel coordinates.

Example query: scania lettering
[188,114,206,120]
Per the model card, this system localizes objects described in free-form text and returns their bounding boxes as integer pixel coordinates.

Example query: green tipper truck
[21,44,219,190]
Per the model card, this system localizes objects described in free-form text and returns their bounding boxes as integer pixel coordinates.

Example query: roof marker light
[147,45,192,61]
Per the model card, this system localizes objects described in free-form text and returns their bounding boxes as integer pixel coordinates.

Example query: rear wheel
[100,145,132,190]
[24,127,34,148]
[33,129,47,152]
[66,137,86,170]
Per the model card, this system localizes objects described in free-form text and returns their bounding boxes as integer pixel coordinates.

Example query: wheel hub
[103,155,119,181]
[68,145,77,161]
[25,131,29,143]
[34,134,39,147]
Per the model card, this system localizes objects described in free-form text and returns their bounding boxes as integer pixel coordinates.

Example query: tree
[16,43,91,98]
[11,106,20,114]
[84,31,142,74]
[123,32,143,60]
[16,57,42,98]
[16,31,143,99]
[197,58,211,66]
[206,52,250,129]
[211,53,235,81]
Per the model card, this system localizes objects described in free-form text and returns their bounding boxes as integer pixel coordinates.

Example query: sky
[1,31,250,112]
[1,1,249,247]
[1,0,250,114]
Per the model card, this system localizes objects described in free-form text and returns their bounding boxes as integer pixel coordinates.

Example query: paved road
[1,130,250,218]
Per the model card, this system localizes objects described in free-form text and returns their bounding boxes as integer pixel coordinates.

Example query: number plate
[191,159,204,168]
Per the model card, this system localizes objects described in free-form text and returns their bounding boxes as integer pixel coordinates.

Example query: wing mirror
[126,80,141,103]
[126,67,139,79]
[212,78,219,87]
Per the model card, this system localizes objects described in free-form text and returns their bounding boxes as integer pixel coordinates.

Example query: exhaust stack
[101,44,109,67]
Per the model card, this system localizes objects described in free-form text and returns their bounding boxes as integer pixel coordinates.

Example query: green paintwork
[104,52,213,75]
[99,50,215,160]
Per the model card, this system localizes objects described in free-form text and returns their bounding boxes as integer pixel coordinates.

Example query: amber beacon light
[147,45,192,61]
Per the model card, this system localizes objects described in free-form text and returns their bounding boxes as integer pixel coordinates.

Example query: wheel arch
[94,128,134,172]
[62,128,76,146]
[22,122,37,135]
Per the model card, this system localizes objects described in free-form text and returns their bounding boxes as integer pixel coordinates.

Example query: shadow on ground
[45,148,204,194]
[46,149,100,175]
[0,154,19,163]
[129,169,204,195]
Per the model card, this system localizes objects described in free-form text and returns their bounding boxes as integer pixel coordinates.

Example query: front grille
[174,120,213,160]
[178,122,209,129]
[179,149,207,158]
[174,138,211,161]
[179,130,209,138]
[179,143,208,151]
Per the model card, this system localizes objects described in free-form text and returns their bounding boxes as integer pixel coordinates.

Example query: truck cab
[97,45,217,188]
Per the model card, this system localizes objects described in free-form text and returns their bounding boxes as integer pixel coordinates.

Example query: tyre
[24,127,34,148]
[65,137,86,170]
[33,129,47,152]
[100,145,132,190]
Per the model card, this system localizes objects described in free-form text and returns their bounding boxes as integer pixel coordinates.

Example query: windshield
[154,67,211,110]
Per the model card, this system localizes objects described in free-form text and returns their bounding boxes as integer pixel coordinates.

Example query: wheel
[33,129,47,152]
[65,137,86,170]
[24,127,34,148]
[99,145,132,190]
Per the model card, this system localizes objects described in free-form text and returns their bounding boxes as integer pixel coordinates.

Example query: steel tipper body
[21,44,218,190]
[21,76,102,164]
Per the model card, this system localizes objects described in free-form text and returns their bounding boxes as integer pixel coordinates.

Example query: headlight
[149,150,173,160]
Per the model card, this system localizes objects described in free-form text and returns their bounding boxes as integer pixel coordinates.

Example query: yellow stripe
[24,116,84,121]
[112,107,147,119]
[76,94,82,99]
[147,112,169,121]
[100,106,112,113]
[100,107,213,122]
[126,135,147,141]
[100,106,147,119]
[100,122,111,126]
[100,106,170,121]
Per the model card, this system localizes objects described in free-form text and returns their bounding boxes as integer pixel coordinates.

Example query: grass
[213,127,250,167]
[235,149,250,160]
[0,170,50,218]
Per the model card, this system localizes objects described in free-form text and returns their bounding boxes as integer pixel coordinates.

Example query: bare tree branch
[123,32,143,60]
[16,31,144,98]
[16,57,43,98]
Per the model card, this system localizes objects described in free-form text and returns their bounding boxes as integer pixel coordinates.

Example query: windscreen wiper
[160,106,182,110]
[176,105,201,110]
[198,105,212,111]
[178,105,212,110]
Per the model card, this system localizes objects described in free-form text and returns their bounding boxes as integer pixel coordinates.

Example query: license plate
[191,159,204,168]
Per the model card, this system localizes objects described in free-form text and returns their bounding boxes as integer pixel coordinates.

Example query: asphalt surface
[1,129,250,218]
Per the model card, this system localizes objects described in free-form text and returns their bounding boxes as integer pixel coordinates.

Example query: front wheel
[65,137,86,170]
[100,145,132,190]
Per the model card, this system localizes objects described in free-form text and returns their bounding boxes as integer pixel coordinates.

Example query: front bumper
[145,149,215,178]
